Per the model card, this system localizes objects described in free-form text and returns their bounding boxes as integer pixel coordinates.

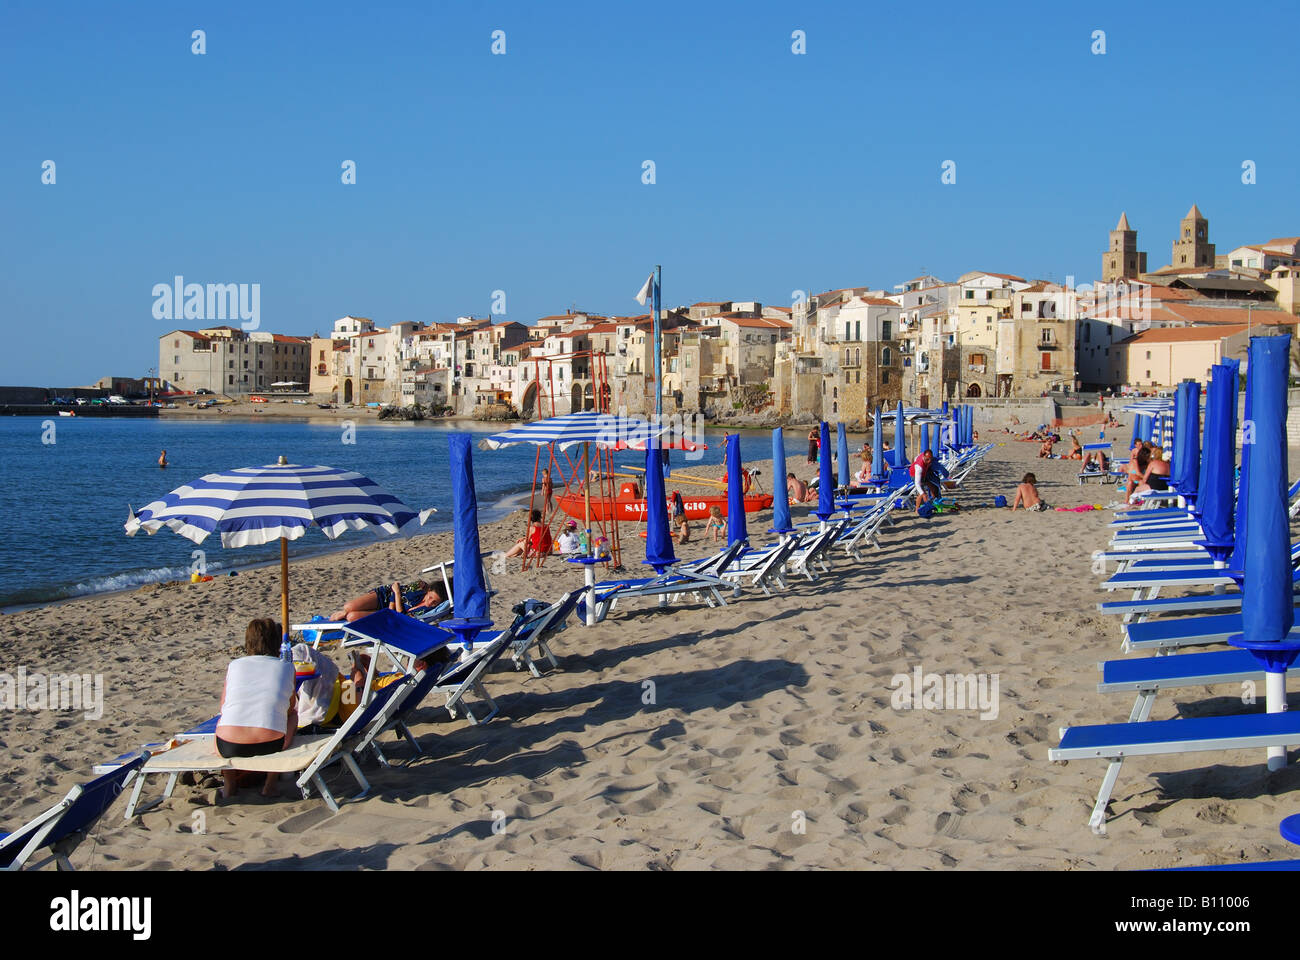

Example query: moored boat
[556,482,771,522]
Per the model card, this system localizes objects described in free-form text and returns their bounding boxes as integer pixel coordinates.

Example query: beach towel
[1054,504,1102,512]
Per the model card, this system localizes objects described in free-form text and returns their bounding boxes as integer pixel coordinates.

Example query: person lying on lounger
[215,618,296,799]
[330,578,449,622]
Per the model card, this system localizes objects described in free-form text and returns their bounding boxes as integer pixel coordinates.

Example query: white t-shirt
[220,656,293,732]
[558,531,580,554]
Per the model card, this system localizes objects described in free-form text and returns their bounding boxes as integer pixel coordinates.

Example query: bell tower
[1171,204,1215,269]
[1103,211,1146,282]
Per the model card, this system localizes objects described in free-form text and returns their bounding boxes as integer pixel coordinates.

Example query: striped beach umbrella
[126,458,428,648]
[481,411,665,451]
[483,411,667,555]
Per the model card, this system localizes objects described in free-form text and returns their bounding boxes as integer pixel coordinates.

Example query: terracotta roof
[969,271,1026,283]
[1120,325,1247,344]
[722,316,792,330]
[766,305,792,313]
[175,330,210,341]
[1164,304,1293,326]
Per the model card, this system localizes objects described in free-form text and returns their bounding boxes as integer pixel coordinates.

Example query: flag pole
[653,264,663,425]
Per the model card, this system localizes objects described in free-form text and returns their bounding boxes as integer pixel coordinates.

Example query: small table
[442,617,494,652]
[567,556,604,627]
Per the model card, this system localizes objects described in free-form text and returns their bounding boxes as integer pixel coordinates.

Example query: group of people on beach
[1122,438,1171,502]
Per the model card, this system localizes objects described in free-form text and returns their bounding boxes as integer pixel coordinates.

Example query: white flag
[634,273,654,306]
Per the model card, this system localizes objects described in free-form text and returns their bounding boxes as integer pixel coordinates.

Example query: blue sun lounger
[1100,592,1243,617]
[1,751,149,870]
[1077,443,1114,484]
[1098,647,1300,739]
[1049,711,1300,834]
[1121,610,1300,654]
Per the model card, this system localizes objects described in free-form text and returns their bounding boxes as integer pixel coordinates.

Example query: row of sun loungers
[8,439,992,868]
[1051,466,1300,839]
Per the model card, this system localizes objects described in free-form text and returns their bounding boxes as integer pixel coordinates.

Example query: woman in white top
[215,618,296,799]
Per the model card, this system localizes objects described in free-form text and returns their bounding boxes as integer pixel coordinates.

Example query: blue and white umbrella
[126,458,430,647]
[483,410,668,560]
[481,411,665,451]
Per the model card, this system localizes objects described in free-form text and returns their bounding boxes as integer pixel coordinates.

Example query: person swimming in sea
[158,449,168,468]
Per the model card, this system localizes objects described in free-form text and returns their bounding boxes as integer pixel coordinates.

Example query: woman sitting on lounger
[1125,444,1152,502]
[505,509,552,559]
[215,618,296,799]
[1134,447,1171,496]
[330,578,448,622]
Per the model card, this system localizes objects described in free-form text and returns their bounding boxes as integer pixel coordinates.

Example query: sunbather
[1010,473,1048,512]
[215,618,297,799]
[505,509,553,559]
[1064,435,1083,460]
[787,472,816,503]
[1134,448,1172,496]
[330,578,448,622]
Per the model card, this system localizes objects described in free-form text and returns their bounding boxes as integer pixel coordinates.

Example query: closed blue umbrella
[1231,363,1253,573]
[1173,381,1200,502]
[644,440,677,569]
[1195,381,1213,514]
[450,434,489,620]
[1230,335,1297,771]
[870,407,885,482]
[1197,363,1237,564]
[837,422,850,489]
[816,421,834,523]
[725,434,748,546]
[895,402,907,465]
[771,428,794,534]
[920,422,930,458]
[929,419,942,459]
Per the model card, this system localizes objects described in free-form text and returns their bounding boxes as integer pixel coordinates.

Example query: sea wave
[0,565,207,610]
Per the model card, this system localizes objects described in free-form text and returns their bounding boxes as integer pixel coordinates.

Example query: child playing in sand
[1010,473,1048,512]
[703,505,724,542]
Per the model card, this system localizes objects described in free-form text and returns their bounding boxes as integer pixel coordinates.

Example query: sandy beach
[6,435,1300,871]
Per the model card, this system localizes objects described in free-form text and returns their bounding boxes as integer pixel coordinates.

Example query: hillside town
[157,206,1300,424]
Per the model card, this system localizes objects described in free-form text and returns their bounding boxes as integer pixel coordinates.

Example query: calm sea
[0,416,825,608]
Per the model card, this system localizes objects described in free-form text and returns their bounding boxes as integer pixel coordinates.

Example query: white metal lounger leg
[342,754,370,800]
[1090,760,1123,835]
[1085,690,1158,834]
[310,774,341,814]
[124,769,151,819]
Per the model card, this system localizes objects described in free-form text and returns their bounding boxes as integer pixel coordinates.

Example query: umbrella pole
[279,536,291,658]
[583,442,596,627]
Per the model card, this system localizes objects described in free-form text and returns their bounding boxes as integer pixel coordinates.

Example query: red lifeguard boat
[556,482,772,522]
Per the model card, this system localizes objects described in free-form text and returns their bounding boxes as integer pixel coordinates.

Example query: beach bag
[917,501,935,519]
[993,495,1007,507]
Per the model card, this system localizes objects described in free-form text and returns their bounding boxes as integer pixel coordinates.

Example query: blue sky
[1,0,1296,385]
